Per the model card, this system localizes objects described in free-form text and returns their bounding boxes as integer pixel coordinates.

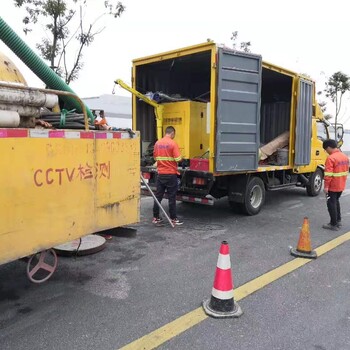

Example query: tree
[317,100,333,120]
[14,0,125,84]
[231,31,251,53]
[318,100,327,113]
[324,71,350,137]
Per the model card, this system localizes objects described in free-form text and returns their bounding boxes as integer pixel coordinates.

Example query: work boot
[171,218,184,226]
[322,223,339,231]
[152,217,163,225]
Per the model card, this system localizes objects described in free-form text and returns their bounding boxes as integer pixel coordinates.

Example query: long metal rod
[140,175,175,228]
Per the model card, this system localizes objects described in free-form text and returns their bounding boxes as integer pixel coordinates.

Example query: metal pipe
[0,88,58,108]
[0,82,89,131]
[0,103,39,117]
[0,110,20,127]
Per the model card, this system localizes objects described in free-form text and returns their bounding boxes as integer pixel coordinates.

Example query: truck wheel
[239,177,265,216]
[306,168,323,197]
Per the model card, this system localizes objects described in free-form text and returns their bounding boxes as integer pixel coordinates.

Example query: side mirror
[335,124,344,148]
[330,123,344,144]
[336,125,344,141]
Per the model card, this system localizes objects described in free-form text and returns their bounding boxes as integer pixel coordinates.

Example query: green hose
[0,16,94,123]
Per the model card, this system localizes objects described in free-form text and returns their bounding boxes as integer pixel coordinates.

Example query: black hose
[39,112,94,129]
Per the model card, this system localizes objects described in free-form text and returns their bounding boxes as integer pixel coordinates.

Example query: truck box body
[133,42,316,173]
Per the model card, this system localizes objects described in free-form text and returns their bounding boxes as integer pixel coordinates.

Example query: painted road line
[120,308,208,350]
[315,230,350,256]
[119,231,350,350]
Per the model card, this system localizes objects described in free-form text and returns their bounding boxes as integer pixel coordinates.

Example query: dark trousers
[326,191,342,226]
[153,174,178,220]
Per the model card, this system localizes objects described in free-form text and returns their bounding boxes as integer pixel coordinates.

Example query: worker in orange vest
[322,139,349,231]
[153,126,183,226]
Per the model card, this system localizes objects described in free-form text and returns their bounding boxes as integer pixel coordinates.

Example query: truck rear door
[215,48,262,172]
[294,79,313,166]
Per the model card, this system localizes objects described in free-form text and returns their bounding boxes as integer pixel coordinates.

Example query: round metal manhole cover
[54,235,106,256]
[191,224,225,232]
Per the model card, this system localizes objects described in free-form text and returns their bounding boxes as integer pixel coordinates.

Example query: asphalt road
[1,181,350,350]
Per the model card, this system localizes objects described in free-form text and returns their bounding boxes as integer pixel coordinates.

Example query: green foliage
[318,100,327,113]
[324,71,350,134]
[14,0,125,84]
[324,71,350,112]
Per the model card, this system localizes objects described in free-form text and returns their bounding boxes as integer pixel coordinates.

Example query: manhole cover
[54,235,106,256]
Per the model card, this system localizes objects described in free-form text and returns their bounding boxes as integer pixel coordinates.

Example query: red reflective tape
[177,195,211,205]
[49,130,65,138]
[113,132,122,139]
[95,133,107,139]
[0,129,28,138]
[9,129,28,137]
[80,132,94,139]
[142,172,151,179]
[213,268,233,291]
[219,243,230,255]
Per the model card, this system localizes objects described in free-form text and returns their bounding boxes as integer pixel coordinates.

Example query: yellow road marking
[314,231,350,256]
[119,231,350,350]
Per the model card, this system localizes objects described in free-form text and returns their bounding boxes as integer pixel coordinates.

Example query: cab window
[317,122,328,141]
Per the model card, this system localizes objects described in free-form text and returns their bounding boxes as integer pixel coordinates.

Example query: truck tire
[306,168,323,197]
[232,177,265,216]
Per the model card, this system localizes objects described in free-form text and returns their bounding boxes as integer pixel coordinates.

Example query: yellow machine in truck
[122,41,343,215]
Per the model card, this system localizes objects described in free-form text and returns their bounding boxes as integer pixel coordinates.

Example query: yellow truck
[0,52,140,281]
[130,42,343,215]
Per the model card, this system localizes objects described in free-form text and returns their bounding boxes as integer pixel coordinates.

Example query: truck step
[266,183,298,191]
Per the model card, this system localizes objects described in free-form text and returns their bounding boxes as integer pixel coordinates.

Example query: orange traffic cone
[202,241,243,318]
[290,217,317,259]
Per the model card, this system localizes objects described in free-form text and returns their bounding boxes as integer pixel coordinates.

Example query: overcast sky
[0,0,349,124]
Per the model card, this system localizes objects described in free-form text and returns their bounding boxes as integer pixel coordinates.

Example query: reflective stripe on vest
[155,156,176,161]
[156,156,182,162]
[324,171,348,177]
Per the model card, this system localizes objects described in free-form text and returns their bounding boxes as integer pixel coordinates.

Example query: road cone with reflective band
[202,241,243,318]
[290,217,317,259]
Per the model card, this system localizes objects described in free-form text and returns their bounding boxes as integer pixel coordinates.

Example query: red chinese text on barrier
[34,162,111,187]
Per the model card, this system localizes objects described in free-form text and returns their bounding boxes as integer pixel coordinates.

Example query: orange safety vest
[324,149,349,192]
[154,135,182,175]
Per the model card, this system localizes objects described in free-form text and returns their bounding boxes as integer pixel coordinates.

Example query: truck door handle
[316,150,320,156]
